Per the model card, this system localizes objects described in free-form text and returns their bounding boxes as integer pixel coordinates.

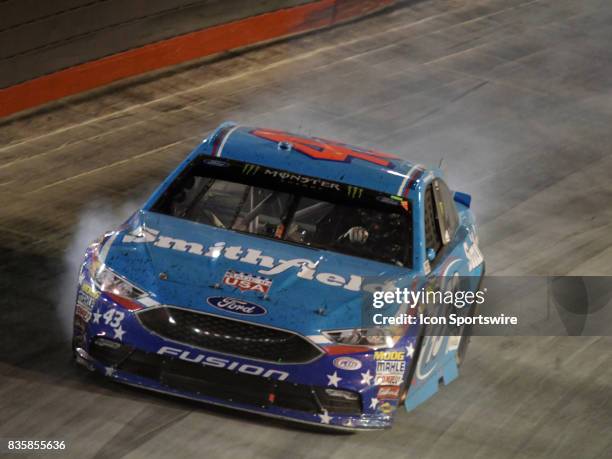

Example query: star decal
[318,410,332,424]
[360,370,373,386]
[406,342,415,358]
[113,326,126,341]
[327,371,342,387]
[369,397,379,410]
[105,367,115,377]
[92,311,101,324]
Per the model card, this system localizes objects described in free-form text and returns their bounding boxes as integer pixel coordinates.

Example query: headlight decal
[92,264,157,311]
[321,327,404,349]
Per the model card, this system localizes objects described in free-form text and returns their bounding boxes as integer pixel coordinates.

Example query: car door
[405,178,473,411]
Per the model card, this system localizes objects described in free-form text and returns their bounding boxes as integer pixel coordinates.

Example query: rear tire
[454,325,472,367]
[455,267,485,366]
[399,332,424,405]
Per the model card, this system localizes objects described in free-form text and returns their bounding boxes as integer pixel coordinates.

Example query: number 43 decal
[251,129,399,167]
[102,309,124,328]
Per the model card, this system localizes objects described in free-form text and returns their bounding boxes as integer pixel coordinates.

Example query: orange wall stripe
[0,0,394,118]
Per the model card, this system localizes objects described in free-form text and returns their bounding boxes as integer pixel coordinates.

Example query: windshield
[152,159,412,267]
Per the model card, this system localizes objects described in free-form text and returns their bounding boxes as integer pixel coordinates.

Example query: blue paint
[72,122,485,429]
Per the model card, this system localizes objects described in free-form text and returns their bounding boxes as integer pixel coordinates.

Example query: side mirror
[426,247,436,261]
[454,191,471,208]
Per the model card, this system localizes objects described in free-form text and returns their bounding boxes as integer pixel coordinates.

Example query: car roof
[194,123,429,199]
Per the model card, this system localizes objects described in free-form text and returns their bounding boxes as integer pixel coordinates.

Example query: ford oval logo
[333,356,362,371]
[207,296,267,316]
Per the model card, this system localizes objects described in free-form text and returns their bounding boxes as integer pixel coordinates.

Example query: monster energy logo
[242,164,261,175]
[347,185,363,198]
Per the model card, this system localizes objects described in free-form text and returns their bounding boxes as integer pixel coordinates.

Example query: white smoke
[57,200,143,340]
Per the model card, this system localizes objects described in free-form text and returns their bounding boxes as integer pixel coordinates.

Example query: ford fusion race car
[72,123,485,430]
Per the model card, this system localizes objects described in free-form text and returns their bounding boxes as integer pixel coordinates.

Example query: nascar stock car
[72,122,485,430]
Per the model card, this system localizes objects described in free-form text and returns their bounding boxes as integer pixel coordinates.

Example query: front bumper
[73,285,410,430]
[75,344,391,430]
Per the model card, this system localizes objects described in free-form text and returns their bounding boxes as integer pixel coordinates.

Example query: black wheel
[454,323,472,367]
[455,268,485,366]
[398,331,425,405]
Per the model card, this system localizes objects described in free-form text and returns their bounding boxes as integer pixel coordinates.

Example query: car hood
[104,211,415,335]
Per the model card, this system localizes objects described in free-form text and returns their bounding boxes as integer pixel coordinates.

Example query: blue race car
[72,123,485,430]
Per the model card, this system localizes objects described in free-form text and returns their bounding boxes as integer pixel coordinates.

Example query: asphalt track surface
[1,1,612,458]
